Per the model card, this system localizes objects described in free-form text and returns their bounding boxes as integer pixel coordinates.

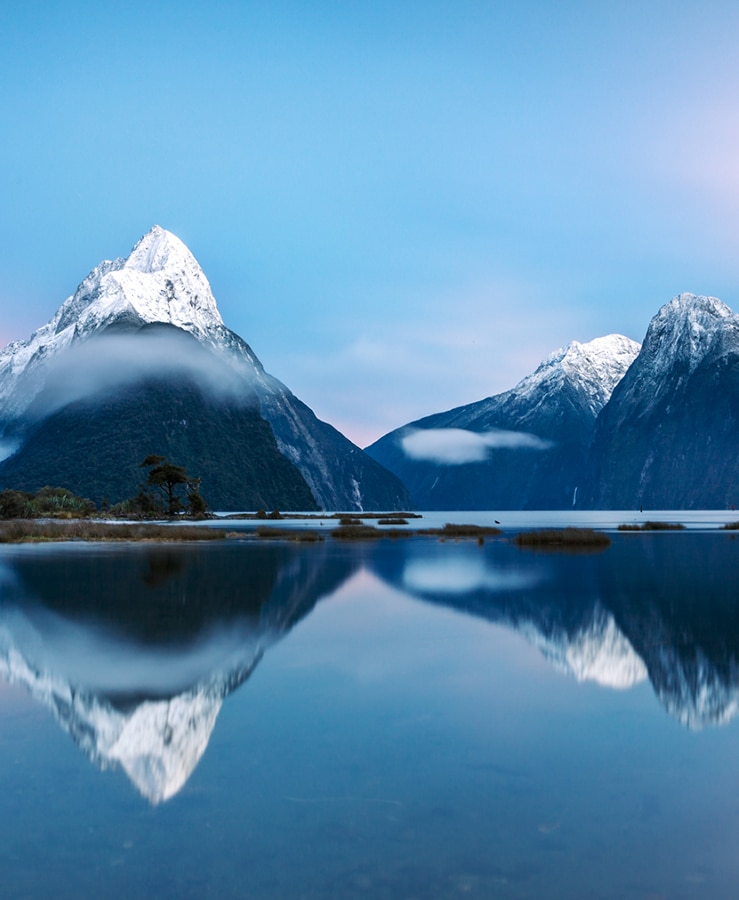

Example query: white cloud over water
[400,427,554,465]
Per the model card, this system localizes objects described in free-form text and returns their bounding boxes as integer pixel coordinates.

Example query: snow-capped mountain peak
[0,226,225,428]
[0,226,410,510]
[125,224,189,273]
[515,333,641,416]
[642,292,738,375]
[77,224,224,335]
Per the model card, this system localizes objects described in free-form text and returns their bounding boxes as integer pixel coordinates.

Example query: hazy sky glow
[2,1,739,444]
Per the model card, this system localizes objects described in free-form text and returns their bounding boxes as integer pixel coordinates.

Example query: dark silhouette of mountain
[0,325,316,510]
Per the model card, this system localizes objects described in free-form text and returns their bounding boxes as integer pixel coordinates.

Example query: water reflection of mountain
[366,533,739,729]
[0,542,359,803]
[2,533,737,802]
[601,535,739,728]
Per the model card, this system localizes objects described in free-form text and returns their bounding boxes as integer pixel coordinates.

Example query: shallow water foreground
[0,532,738,898]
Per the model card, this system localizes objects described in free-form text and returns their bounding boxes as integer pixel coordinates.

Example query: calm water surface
[0,524,738,898]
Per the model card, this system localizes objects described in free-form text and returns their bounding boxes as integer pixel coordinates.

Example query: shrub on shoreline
[513,528,611,549]
[253,526,324,541]
[618,521,686,531]
[419,523,502,538]
[0,487,96,519]
[0,520,226,543]
[332,524,384,540]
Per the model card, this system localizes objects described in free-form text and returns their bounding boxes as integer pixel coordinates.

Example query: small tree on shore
[139,455,207,517]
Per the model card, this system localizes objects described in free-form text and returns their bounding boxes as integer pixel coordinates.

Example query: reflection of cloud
[0,604,268,697]
[401,427,554,464]
[403,556,536,594]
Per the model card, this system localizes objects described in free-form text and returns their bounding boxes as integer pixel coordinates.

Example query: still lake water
[0,517,738,898]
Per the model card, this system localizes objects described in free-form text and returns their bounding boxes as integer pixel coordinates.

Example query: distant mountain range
[0,227,410,511]
[366,335,640,509]
[2,227,737,510]
[367,294,739,509]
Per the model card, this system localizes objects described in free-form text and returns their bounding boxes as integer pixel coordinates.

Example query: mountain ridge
[579,293,739,508]
[366,333,640,509]
[0,227,410,511]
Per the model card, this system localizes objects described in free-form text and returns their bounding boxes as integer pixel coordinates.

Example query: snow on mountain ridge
[0,226,412,510]
[72,225,224,336]
[642,292,738,376]
[422,334,640,434]
[516,334,641,416]
[0,226,226,427]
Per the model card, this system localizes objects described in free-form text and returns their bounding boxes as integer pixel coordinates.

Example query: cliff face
[581,294,739,509]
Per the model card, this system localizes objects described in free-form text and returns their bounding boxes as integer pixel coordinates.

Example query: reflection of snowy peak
[0,538,361,802]
[393,547,648,689]
[519,606,647,690]
[504,600,739,726]
[0,624,265,804]
[93,689,225,804]
[375,539,739,728]
[651,648,739,730]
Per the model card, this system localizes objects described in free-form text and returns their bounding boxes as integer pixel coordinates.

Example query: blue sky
[2,1,739,444]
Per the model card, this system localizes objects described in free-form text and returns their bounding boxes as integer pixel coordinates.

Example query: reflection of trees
[4,541,360,644]
[142,550,186,588]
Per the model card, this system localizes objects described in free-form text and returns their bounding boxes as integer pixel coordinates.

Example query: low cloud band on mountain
[28,328,250,422]
[400,427,554,465]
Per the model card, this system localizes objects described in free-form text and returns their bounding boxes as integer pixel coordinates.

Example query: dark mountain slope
[581,294,739,509]
[367,335,639,509]
[0,372,317,510]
